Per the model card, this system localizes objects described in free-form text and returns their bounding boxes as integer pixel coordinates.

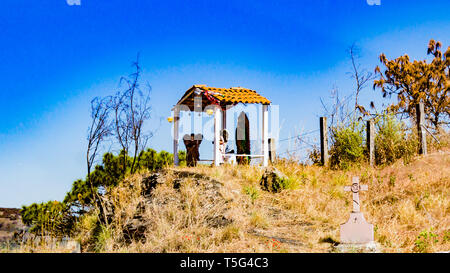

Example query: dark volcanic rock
[260,167,289,193]
[142,172,165,196]
[207,216,233,228]
[123,217,148,243]
[0,208,27,243]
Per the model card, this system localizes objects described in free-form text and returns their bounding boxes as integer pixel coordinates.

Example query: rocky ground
[0,208,26,243]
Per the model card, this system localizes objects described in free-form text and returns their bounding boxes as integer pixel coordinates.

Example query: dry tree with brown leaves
[374,39,450,129]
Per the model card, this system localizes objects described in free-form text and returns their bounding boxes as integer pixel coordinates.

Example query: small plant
[308,147,321,165]
[376,174,383,184]
[443,230,450,243]
[221,226,240,242]
[414,228,438,253]
[332,174,347,186]
[243,185,260,204]
[94,225,113,253]
[250,212,268,229]
[389,175,396,187]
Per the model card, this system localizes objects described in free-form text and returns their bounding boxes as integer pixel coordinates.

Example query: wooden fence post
[320,117,329,166]
[416,102,427,155]
[367,119,375,167]
[173,106,180,166]
[269,138,276,163]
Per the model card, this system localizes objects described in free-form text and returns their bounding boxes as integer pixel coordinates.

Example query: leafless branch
[348,43,376,116]
[111,54,153,174]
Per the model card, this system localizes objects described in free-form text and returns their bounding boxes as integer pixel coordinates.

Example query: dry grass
[1,238,80,253]
[6,148,448,253]
[73,148,449,253]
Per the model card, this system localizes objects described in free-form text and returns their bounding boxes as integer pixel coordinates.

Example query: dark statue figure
[183,133,203,167]
[235,112,250,165]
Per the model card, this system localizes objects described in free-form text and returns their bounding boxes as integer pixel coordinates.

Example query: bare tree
[320,85,353,128]
[348,43,376,116]
[112,54,152,174]
[112,89,130,174]
[86,96,112,224]
[321,44,377,124]
[87,96,112,188]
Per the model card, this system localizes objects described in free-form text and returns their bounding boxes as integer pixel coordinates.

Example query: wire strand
[278,129,320,142]
[278,139,319,156]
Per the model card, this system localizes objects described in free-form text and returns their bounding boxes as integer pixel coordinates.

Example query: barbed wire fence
[276,129,321,162]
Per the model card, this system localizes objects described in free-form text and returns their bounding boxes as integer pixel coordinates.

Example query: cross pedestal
[340,177,374,244]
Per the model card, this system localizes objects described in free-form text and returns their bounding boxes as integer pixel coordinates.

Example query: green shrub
[137,149,185,170]
[22,148,181,238]
[329,120,365,169]
[94,225,113,252]
[308,147,321,165]
[414,228,438,253]
[374,114,417,165]
[21,201,74,237]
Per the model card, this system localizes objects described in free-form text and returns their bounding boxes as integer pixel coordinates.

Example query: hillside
[73,149,449,253]
[0,208,26,243]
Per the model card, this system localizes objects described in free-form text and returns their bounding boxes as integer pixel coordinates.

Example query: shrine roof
[176,85,271,109]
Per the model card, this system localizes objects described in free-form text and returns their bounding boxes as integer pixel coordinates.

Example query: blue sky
[0,0,449,207]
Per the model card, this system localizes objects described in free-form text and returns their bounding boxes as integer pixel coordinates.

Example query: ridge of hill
[74,150,449,253]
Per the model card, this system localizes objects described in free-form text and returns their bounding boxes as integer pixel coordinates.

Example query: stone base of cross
[340,177,374,244]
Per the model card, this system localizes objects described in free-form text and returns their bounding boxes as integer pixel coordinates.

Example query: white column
[213,106,222,166]
[262,104,269,167]
[173,106,180,166]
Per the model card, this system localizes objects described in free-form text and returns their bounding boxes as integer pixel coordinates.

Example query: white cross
[344,177,368,213]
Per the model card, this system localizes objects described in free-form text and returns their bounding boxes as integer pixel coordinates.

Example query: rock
[123,217,148,243]
[260,167,289,193]
[99,197,115,224]
[142,172,165,195]
[333,241,381,253]
[0,208,27,244]
[207,216,233,228]
[173,179,182,190]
